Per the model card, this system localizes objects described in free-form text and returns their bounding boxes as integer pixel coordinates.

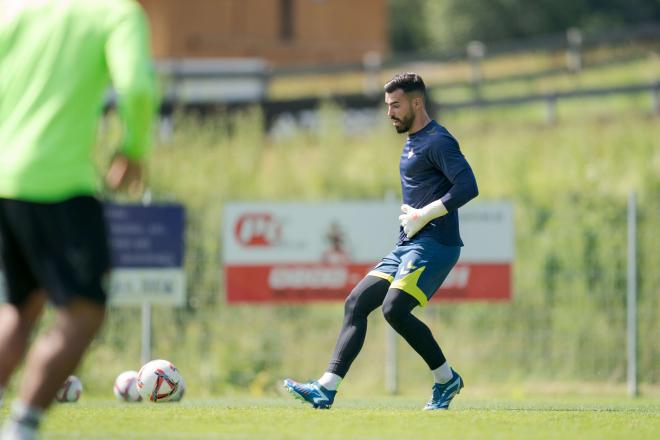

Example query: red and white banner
[222,201,513,303]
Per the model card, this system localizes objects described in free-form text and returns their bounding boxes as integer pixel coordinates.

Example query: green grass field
[2,394,658,439]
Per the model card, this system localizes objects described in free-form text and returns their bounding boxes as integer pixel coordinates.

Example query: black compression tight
[327,275,446,378]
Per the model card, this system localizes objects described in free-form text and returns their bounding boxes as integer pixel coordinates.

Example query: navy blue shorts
[0,196,110,307]
[368,236,460,306]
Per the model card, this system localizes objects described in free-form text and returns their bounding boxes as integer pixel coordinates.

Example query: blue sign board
[104,203,186,306]
[105,203,185,268]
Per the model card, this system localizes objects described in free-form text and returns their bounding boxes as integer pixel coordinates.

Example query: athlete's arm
[399,136,478,238]
[104,3,157,162]
[431,136,479,212]
[439,168,478,210]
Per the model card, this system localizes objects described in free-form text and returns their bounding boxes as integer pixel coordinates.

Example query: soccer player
[284,73,478,410]
[0,1,156,438]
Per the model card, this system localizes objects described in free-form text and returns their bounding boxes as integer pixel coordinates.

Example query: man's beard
[392,112,414,133]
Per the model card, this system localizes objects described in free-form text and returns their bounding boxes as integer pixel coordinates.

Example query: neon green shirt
[0,0,157,201]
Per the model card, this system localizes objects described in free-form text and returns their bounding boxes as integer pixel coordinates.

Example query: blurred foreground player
[284,73,478,410]
[0,1,157,438]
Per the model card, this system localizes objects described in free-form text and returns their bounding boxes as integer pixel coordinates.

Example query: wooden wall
[138,0,388,66]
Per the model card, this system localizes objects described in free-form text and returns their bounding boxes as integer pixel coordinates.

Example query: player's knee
[343,289,361,317]
[56,298,106,335]
[382,299,406,327]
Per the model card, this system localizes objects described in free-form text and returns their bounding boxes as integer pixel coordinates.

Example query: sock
[432,362,453,384]
[9,401,43,430]
[317,372,342,391]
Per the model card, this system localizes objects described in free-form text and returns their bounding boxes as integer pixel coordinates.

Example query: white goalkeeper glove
[398,200,448,239]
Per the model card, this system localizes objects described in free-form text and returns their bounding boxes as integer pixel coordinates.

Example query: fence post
[159,115,174,143]
[651,82,660,115]
[385,326,398,394]
[140,189,153,366]
[384,190,398,394]
[363,51,382,96]
[140,302,152,366]
[467,41,486,99]
[545,94,558,124]
[627,192,639,397]
[566,28,583,73]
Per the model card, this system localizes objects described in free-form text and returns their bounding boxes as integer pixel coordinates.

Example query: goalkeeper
[284,73,478,410]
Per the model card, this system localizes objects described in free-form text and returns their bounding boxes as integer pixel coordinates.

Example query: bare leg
[18,298,105,409]
[0,291,47,388]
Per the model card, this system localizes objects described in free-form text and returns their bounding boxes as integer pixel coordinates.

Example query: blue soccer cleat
[283,379,337,409]
[423,368,464,410]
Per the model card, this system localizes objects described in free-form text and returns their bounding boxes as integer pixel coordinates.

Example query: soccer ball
[113,370,142,402]
[170,376,185,402]
[55,375,82,403]
[136,359,181,403]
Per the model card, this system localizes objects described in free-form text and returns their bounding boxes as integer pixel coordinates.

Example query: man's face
[385,89,415,134]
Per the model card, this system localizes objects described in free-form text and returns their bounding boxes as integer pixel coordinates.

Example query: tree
[388,0,660,55]
[388,0,432,53]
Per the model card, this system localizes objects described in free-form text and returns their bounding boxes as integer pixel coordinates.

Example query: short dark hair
[384,72,426,96]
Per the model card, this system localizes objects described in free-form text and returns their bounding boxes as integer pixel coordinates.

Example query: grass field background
[2,394,658,439]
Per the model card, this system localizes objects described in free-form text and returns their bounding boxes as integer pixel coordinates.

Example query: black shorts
[0,196,110,307]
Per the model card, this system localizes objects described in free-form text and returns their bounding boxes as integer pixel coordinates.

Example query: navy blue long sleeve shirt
[398,120,478,246]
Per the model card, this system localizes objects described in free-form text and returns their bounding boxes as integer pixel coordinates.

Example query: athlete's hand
[398,200,448,239]
[399,205,425,238]
[105,152,144,196]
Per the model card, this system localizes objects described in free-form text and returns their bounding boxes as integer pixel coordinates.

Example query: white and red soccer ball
[113,370,142,402]
[170,376,185,402]
[55,375,83,403]
[136,359,181,403]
